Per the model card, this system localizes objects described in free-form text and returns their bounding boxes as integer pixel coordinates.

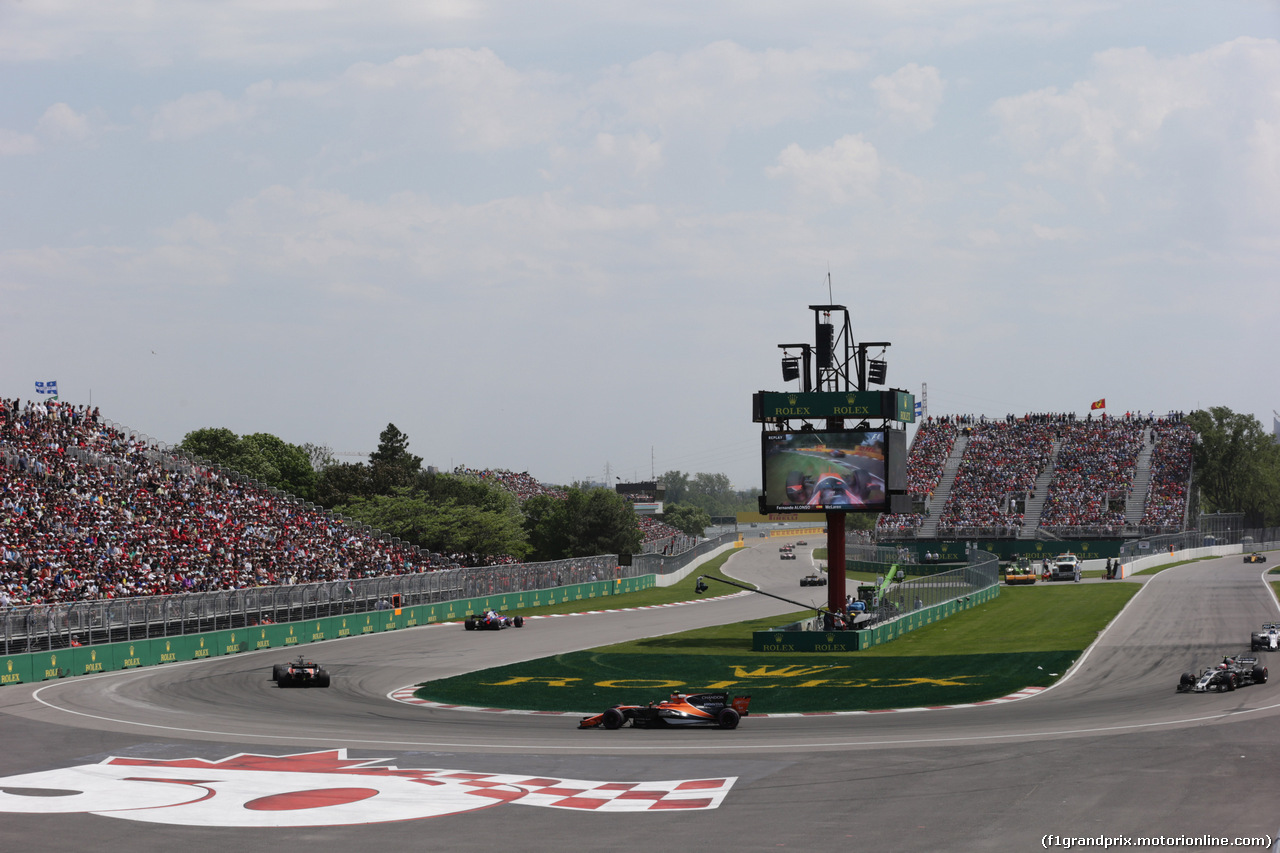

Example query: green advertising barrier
[753,584,1001,652]
[0,654,31,686]
[0,574,659,686]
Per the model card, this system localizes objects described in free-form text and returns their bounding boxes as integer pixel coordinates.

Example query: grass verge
[416,582,1139,713]
[506,551,752,619]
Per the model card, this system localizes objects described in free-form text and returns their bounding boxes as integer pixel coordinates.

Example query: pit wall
[751,583,1001,652]
[0,575,655,687]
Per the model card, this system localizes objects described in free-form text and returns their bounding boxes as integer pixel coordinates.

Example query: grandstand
[876,412,1195,543]
[0,398,695,608]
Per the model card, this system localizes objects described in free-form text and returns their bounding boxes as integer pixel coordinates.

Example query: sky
[3,1,1278,492]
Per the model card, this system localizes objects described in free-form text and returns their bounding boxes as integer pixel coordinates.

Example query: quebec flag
[35,380,58,397]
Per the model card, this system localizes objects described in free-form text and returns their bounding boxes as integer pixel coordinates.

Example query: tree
[369,423,423,494]
[241,433,316,500]
[336,489,529,560]
[179,427,241,465]
[662,503,712,538]
[522,488,642,561]
[178,427,317,501]
[1186,407,1280,527]
[659,470,690,505]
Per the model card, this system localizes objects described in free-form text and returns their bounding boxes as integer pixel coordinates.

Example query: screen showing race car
[761,429,888,513]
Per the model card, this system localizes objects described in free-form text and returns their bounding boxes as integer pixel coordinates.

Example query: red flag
[1090,398,1106,410]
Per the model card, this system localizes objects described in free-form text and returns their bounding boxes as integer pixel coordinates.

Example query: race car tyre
[316,670,331,688]
[272,664,289,682]
[602,708,625,730]
[1227,674,1237,691]
[464,617,476,631]
[717,707,740,730]
[277,674,293,688]
[514,616,524,628]
[785,470,808,503]
[1179,672,1194,688]
[847,469,869,502]
[1254,665,1268,684]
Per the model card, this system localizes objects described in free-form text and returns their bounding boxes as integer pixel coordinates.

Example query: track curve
[3,543,1279,851]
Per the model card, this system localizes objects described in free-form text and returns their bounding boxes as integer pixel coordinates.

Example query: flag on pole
[1090,398,1105,410]
[35,380,58,400]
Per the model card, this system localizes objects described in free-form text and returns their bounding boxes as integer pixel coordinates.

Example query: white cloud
[590,132,664,176]
[0,129,40,157]
[590,41,867,135]
[149,90,261,141]
[766,134,882,203]
[871,63,944,130]
[36,103,94,143]
[339,48,569,150]
[991,37,1280,181]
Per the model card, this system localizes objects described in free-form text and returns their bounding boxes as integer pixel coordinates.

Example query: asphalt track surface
[3,542,1279,851]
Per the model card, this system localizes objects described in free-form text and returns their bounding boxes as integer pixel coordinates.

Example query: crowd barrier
[0,575,655,686]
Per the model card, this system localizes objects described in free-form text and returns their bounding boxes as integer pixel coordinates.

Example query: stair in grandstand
[1125,427,1155,526]
[917,435,968,538]
[1018,438,1062,539]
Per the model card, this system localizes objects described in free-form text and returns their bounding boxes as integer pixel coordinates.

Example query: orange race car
[271,656,331,688]
[580,692,752,730]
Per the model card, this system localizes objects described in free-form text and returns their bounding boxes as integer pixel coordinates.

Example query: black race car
[1177,654,1268,693]
[272,656,331,688]
[800,573,827,587]
[580,692,752,730]
[1251,623,1280,651]
[464,610,525,631]
[1244,553,1268,564]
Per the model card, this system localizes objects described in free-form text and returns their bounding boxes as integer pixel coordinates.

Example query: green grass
[502,551,752,618]
[416,581,1140,712]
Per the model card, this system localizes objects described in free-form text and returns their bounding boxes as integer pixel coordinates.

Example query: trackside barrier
[0,576,655,686]
[752,584,1000,652]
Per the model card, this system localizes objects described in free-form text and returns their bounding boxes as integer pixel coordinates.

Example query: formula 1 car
[786,469,872,507]
[1177,654,1268,693]
[580,692,751,730]
[464,610,525,631]
[271,656,331,688]
[800,573,826,586]
[1244,553,1268,564]
[1251,623,1280,651]
[780,552,797,561]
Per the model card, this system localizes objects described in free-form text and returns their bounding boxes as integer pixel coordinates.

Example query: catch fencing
[845,549,1000,628]
[0,555,627,656]
[1119,526,1280,563]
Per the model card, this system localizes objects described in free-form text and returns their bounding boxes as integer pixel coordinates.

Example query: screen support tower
[807,304,888,614]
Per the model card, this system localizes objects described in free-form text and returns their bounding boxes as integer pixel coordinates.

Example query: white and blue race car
[1251,623,1280,651]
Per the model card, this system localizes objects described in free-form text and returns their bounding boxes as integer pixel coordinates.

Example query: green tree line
[1186,407,1280,527]
[179,423,646,562]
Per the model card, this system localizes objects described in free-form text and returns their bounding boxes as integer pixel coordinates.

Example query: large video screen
[761,429,888,513]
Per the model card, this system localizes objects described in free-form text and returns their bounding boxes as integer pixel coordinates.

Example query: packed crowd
[936,420,1056,532]
[1039,421,1146,529]
[452,466,569,502]
[1,399,454,608]
[638,515,693,551]
[1140,422,1195,529]
[875,421,958,533]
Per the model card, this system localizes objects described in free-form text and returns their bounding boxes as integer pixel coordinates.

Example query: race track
[2,542,1278,851]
